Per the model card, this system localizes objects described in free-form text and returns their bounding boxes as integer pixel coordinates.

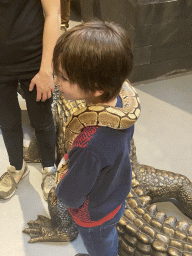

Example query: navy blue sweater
[56,95,134,227]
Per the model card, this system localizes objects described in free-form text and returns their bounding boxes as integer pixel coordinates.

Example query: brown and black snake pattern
[21,83,192,256]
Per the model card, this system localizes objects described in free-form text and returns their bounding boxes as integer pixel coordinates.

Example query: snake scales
[22,82,192,256]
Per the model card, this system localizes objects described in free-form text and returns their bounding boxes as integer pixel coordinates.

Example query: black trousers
[0,79,56,169]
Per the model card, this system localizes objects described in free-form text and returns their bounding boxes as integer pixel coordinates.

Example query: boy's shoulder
[71,124,133,151]
[69,124,133,166]
[71,94,124,149]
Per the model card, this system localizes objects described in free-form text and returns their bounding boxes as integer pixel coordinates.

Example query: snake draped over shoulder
[56,80,140,182]
[58,80,140,152]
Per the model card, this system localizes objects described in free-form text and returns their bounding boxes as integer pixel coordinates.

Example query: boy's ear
[93,84,104,97]
[93,90,104,97]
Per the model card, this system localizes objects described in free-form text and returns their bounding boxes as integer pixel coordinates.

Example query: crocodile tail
[117,184,192,256]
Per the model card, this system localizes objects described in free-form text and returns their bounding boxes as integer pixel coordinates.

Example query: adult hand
[29,70,54,101]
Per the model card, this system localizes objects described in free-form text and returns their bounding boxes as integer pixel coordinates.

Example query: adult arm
[29,0,61,101]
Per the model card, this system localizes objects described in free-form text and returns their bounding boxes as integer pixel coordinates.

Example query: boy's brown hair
[53,20,133,102]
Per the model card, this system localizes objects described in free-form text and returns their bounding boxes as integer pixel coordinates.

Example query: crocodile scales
[20,83,192,256]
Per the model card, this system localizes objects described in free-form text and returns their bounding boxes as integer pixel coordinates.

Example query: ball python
[22,81,192,256]
[55,80,140,182]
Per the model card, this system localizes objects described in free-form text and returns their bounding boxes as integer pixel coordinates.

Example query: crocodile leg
[23,132,41,163]
[134,163,192,220]
[23,188,78,243]
[130,139,192,220]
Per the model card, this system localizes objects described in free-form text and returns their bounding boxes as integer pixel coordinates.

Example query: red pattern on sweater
[68,196,91,222]
[68,203,122,227]
[71,126,99,149]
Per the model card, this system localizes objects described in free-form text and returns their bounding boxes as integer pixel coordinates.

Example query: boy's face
[54,70,89,101]
[54,69,104,104]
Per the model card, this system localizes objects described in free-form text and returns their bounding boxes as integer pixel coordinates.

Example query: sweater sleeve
[55,148,101,209]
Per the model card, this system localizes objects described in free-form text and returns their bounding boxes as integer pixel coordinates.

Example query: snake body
[22,81,192,256]
[57,81,140,156]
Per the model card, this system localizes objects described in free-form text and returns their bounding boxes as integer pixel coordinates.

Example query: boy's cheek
[56,80,62,90]
[58,84,65,94]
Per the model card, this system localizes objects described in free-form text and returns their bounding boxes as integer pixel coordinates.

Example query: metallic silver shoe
[0,161,29,200]
[41,165,57,201]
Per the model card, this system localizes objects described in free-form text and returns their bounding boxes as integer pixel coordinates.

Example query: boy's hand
[56,154,69,184]
[57,154,68,169]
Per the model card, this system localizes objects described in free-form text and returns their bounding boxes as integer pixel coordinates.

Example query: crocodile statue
[21,82,192,256]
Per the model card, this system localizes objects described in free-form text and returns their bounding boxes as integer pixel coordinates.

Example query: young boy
[53,20,136,256]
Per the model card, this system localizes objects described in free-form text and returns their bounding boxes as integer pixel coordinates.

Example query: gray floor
[0,10,192,256]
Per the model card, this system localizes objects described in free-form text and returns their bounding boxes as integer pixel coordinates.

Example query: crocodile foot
[23,214,78,243]
[23,188,78,243]
[23,145,41,163]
